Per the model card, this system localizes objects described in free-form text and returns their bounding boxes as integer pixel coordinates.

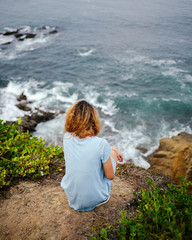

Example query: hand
[112,147,124,162]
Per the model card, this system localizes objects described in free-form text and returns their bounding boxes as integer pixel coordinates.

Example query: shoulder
[64,132,71,137]
[94,137,111,150]
[93,136,107,145]
[63,132,74,141]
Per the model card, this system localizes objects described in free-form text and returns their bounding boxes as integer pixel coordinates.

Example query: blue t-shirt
[60,132,116,211]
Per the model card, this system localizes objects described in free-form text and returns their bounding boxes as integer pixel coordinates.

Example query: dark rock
[15,33,24,38]
[18,38,24,41]
[25,33,36,39]
[12,93,64,132]
[31,111,55,123]
[17,93,27,101]
[136,147,148,154]
[16,103,31,112]
[20,115,37,132]
[1,42,12,45]
[49,30,58,34]
[18,110,57,132]
[38,26,47,30]
[17,109,59,132]
[3,30,19,36]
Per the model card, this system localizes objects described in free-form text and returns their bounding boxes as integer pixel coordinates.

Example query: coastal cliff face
[150,132,192,184]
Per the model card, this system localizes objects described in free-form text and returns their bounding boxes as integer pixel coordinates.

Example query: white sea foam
[77,47,95,57]
[162,97,182,102]
[116,51,178,67]
[34,114,65,147]
[0,35,14,45]
[185,74,192,82]
[15,37,50,51]
[150,59,177,67]
[4,27,17,32]
[162,67,188,77]
[85,91,117,116]
[114,125,151,169]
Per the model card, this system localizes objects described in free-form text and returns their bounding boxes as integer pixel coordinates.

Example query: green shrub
[90,179,192,240]
[0,119,63,187]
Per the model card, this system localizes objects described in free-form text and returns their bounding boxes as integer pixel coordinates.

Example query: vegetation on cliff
[90,179,192,240]
[0,119,63,187]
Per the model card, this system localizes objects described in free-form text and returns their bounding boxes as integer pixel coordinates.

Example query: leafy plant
[0,119,64,187]
[90,179,192,240]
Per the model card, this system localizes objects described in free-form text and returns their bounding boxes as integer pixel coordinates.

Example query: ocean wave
[83,88,117,116]
[77,47,95,57]
[115,51,179,67]
[162,67,188,76]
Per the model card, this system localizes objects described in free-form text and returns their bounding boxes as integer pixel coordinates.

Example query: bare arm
[103,147,123,180]
[103,157,115,180]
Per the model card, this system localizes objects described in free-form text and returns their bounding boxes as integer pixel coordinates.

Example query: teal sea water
[0,0,192,168]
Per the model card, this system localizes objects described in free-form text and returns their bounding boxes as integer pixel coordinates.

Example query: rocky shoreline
[5,92,192,185]
[6,92,65,133]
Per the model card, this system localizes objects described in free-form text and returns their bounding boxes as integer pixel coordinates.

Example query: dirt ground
[0,175,134,240]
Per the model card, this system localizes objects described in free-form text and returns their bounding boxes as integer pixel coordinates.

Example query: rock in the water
[150,132,192,184]
[49,30,58,34]
[1,41,12,45]
[3,30,19,36]
[136,147,148,154]
[20,115,38,132]
[15,33,24,38]
[25,33,36,39]
[31,111,55,123]
[16,103,32,112]
[20,110,59,132]
[17,93,27,101]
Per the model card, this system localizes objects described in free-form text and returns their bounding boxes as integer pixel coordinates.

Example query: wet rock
[20,115,37,132]
[12,93,65,133]
[17,93,27,101]
[49,30,58,34]
[3,30,19,36]
[1,41,12,45]
[30,111,55,123]
[150,132,192,184]
[25,33,36,39]
[16,103,32,112]
[15,33,24,38]
[136,147,148,154]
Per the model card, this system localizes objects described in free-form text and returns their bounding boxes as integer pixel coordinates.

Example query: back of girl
[60,100,123,211]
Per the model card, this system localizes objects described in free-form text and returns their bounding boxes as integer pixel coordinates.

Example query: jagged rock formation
[150,132,192,184]
[7,93,65,133]
[0,26,58,49]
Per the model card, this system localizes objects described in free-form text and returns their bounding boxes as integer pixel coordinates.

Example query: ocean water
[0,0,192,168]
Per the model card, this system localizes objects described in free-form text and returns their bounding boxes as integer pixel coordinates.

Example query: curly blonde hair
[64,100,101,138]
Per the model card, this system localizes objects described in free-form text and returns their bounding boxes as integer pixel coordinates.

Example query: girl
[60,100,123,211]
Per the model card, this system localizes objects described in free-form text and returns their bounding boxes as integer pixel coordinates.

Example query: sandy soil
[0,176,134,240]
